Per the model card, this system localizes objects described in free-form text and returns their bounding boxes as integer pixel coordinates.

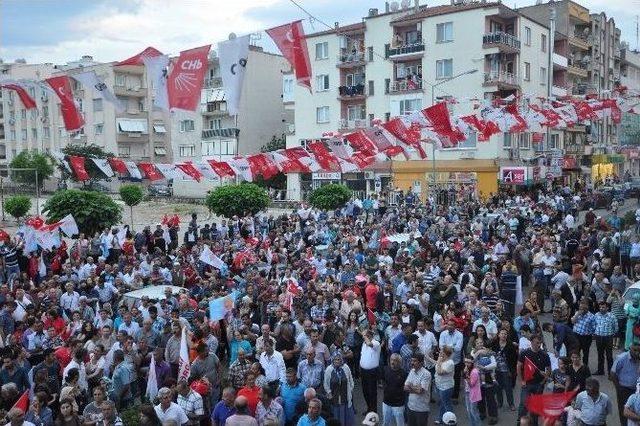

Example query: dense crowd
[1,184,640,426]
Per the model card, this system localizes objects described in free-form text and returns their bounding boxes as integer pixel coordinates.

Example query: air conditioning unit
[364,171,375,180]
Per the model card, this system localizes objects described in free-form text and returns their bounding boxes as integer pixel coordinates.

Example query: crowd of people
[0,184,640,426]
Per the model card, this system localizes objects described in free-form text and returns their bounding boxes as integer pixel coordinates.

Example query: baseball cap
[442,412,457,425]
[362,412,379,426]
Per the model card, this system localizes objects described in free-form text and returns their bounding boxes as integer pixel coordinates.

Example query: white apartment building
[287,0,551,200]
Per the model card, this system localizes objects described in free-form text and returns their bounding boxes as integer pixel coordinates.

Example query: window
[43,127,50,138]
[93,98,103,112]
[9,130,15,141]
[209,119,222,130]
[316,74,329,91]
[154,147,167,156]
[436,59,453,79]
[115,74,126,86]
[503,134,512,149]
[540,67,547,85]
[524,27,531,46]
[9,111,15,120]
[367,46,374,62]
[436,22,453,43]
[456,132,477,149]
[316,106,330,123]
[28,87,35,98]
[524,62,531,81]
[77,98,83,112]
[368,80,374,96]
[541,34,547,52]
[95,123,104,135]
[20,109,26,119]
[384,112,391,122]
[347,105,365,120]
[315,42,328,60]
[385,78,390,94]
[549,134,560,150]
[58,127,66,138]
[31,128,37,139]
[138,100,145,112]
[118,146,131,157]
[180,120,195,132]
[21,129,27,140]
[400,99,422,115]
[518,133,531,149]
[179,145,195,157]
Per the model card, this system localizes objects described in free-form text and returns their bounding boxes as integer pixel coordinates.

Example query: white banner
[91,158,114,178]
[72,71,125,113]
[124,161,142,180]
[218,35,250,116]
[199,245,227,270]
[228,157,253,182]
[193,161,220,181]
[155,163,180,180]
[59,214,79,237]
[143,55,170,111]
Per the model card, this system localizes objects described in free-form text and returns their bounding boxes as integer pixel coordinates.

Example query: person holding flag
[517,334,551,422]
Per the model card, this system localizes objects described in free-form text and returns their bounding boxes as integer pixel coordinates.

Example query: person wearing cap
[362,412,379,426]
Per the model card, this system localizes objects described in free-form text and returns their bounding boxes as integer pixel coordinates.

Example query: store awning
[154,147,167,155]
[153,124,167,134]
[117,119,148,133]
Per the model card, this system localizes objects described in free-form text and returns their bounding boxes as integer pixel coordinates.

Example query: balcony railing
[338,84,366,98]
[202,128,240,139]
[390,79,423,93]
[337,51,365,65]
[204,77,223,88]
[339,118,368,130]
[483,71,521,86]
[386,40,425,58]
[482,32,521,50]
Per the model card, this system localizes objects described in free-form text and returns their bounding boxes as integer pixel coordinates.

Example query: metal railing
[204,77,223,88]
[483,32,521,50]
[484,71,521,86]
[337,51,365,64]
[202,128,240,139]
[338,84,366,97]
[390,79,423,92]
[387,40,425,57]
[339,118,368,129]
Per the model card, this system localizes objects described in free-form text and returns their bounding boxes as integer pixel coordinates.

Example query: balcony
[385,40,425,60]
[336,52,366,68]
[567,60,588,78]
[552,85,568,97]
[337,84,366,101]
[116,133,150,143]
[483,71,521,90]
[568,34,590,51]
[201,102,228,116]
[552,53,568,69]
[389,79,423,94]
[482,32,521,53]
[339,118,368,131]
[204,77,223,88]
[114,85,146,97]
[202,128,240,139]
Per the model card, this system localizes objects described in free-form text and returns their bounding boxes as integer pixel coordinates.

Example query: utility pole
[546,5,556,156]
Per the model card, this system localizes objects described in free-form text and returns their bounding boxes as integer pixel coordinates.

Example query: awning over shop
[117,118,148,133]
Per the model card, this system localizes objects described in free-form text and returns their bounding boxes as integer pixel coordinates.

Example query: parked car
[148,183,172,197]
[82,181,110,193]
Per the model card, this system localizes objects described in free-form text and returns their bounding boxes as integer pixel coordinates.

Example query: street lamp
[428,68,478,202]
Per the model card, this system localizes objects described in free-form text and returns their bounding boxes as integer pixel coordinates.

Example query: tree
[4,195,31,223]
[206,183,270,218]
[42,189,122,236]
[60,144,115,182]
[260,134,286,153]
[308,184,352,210]
[119,184,144,228]
[9,151,54,189]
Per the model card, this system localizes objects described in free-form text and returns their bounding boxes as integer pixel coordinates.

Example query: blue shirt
[211,401,235,426]
[297,415,327,426]
[594,312,618,336]
[574,391,612,425]
[573,312,596,336]
[280,381,306,421]
[438,330,464,364]
[612,351,640,388]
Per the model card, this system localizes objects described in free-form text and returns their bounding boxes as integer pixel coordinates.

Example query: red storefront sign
[562,155,577,169]
[500,167,527,185]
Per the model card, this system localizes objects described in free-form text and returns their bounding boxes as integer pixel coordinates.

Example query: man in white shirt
[155,387,188,425]
[551,264,570,291]
[472,308,498,339]
[413,320,438,368]
[258,340,286,391]
[60,282,80,315]
[360,329,381,414]
[564,213,575,230]
[404,353,431,425]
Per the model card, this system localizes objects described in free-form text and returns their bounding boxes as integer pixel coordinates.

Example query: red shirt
[364,283,378,309]
[237,386,260,415]
[54,346,72,372]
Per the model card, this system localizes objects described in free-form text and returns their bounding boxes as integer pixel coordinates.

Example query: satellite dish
[390,1,400,11]
[400,0,411,8]
[228,32,237,40]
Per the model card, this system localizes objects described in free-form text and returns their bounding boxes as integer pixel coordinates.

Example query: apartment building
[287,0,551,200]
[199,45,290,162]
[619,47,640,172]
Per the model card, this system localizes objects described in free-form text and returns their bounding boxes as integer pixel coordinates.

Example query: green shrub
[4,195,31,222]
[119,184,144,228]
[206,183,270,218]
[308,184,352,210]
[43,190,121,236]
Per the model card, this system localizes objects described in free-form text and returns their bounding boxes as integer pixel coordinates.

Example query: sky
[1,0,637,65]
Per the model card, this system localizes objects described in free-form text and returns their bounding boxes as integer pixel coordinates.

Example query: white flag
[199,245,226,270]
[51,151,72,173]
[72,71,125,113]
[327,138,354,159]
[146,353,159,401]
[155,163,181,180]
[227,157,253,182]
[116,226,127,247]
[59,214,79,237]
[124,161,142,180]
[143,55,170,111]
[178,326,191,382]
[337,157,359,173]
[91,158,114,178]
[193,161,220,182]
[38,255,46,277]
[218,35,250,116]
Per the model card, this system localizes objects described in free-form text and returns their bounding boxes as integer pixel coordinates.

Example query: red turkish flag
[0,84,37,109]
[522,356,537,382]
[11,390,29,413]
[116,46,163,66]
[284,147,321,172]
[307,141,338,171]
[108,158,128,174]
[247,154,280,180]
[350,151,376,169]
[207,160,236,178]
[382,118,421,144]
[344,130,378,155]
[46,76,85,131]
[505,104,528,133]
[384,146,406,158]
[271,150,308,173]
[138,162,163,181]
[573,100,597,121]
[68,156,90,181]
[266,21,312,91]
[526,390,577,422]
[176,162,204,182]
[167,45,211,111]
[603,99,622,123]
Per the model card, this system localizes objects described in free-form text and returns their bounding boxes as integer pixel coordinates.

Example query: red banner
[176,162,204,182]
[562,155,577,169]
[46,76,85,131]
[307,141,338,171]
[68,156,90,181]
[350,152,376,169]
[523,356,537,382]
[526,390,577,422]
[116,46,163,66]
[138,162,163,181]
[108,158,128,174]
[167,45,211,111]
[0,84,37,109]
[266,21,312,91]
[344,130,378,155]
[207,160,235,178]
[247,154,280,180]
[382,118,421,144]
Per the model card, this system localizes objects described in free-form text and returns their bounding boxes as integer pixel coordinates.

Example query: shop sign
[500,167,527,184]
[562,155,577,169]
[312,172,341,180]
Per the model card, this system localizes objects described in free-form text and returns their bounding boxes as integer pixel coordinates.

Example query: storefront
[591,154,625,182]
[391,159,498,200]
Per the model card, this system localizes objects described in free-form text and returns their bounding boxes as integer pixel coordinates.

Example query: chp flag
[167,45,211,111]
[218,35,250,116]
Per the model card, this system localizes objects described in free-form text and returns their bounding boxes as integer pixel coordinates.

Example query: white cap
[442,412,457,425]
[362,412,379,426]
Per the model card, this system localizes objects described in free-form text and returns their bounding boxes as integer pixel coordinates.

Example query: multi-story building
[619,47,640,172]
[199,45,290,162]
[287,1,551,200]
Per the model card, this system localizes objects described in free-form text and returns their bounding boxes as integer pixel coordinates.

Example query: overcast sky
[1,0,637,65]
